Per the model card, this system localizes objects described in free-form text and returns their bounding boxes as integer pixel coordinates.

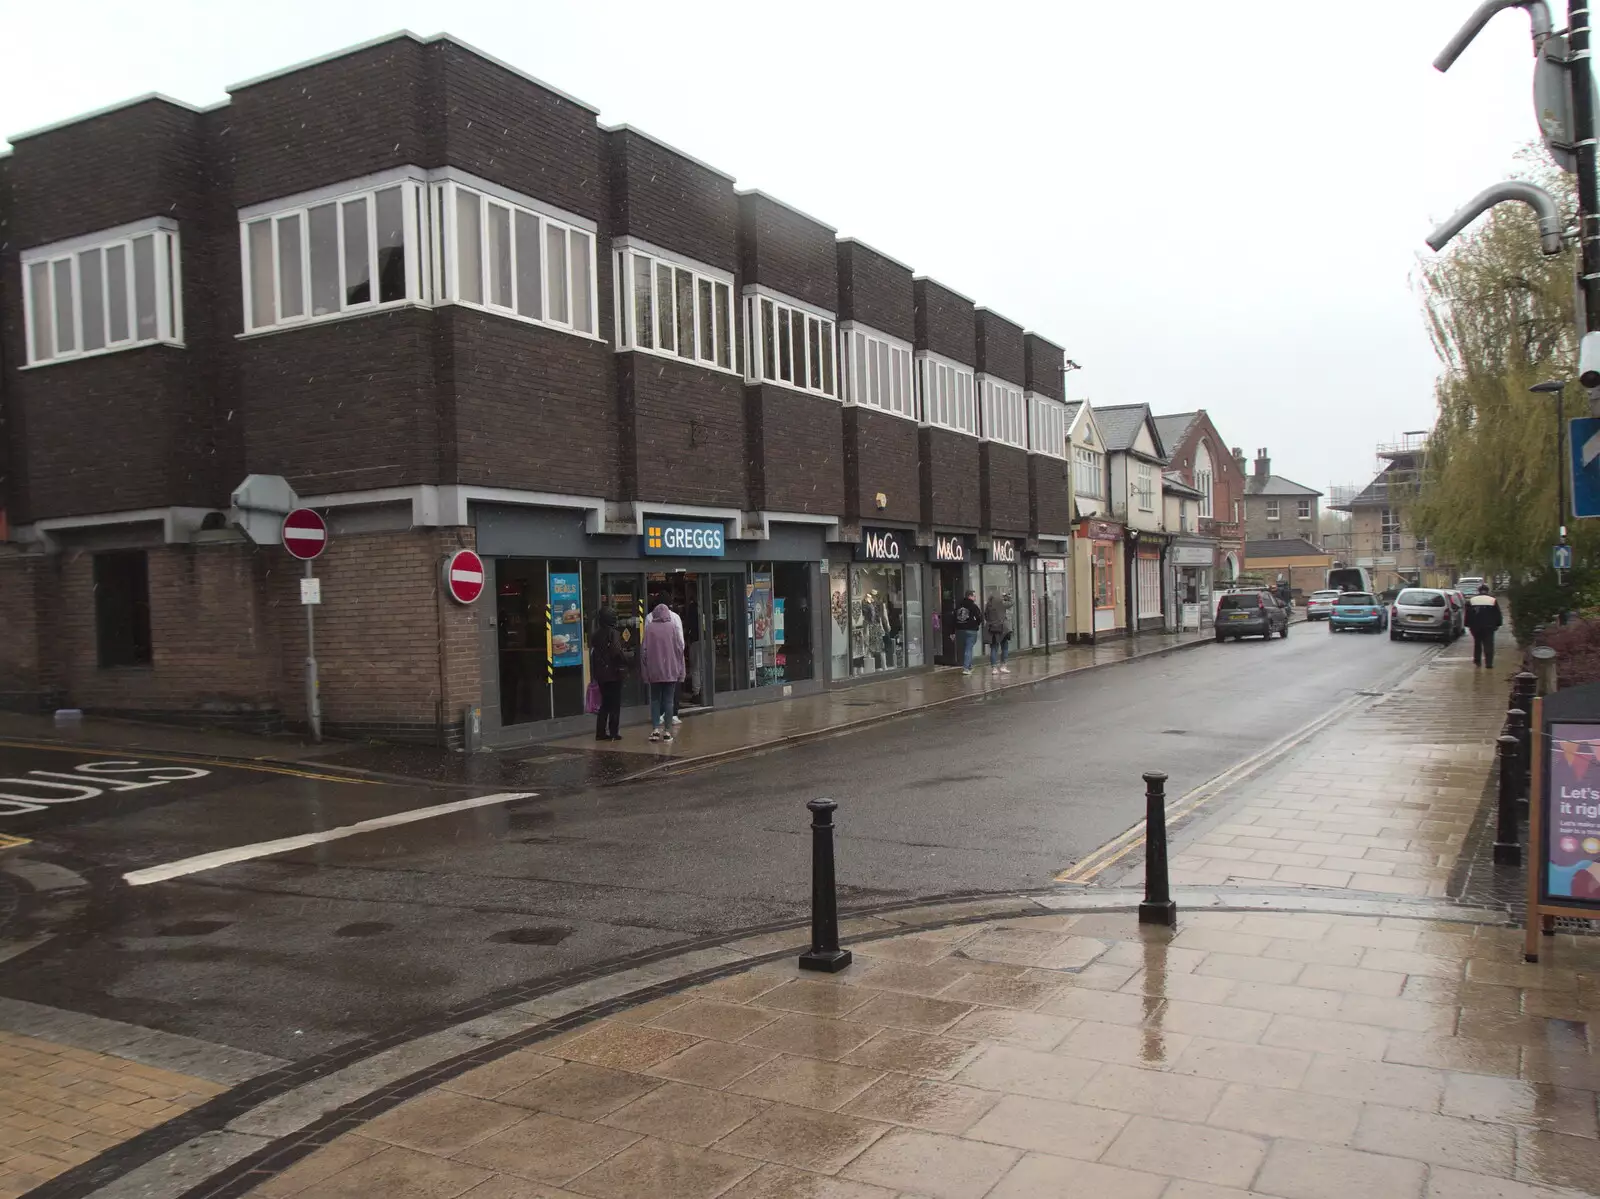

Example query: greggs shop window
[496,558,596,725]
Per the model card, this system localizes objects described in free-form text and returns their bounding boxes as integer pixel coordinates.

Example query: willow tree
[1410,158,1587,577]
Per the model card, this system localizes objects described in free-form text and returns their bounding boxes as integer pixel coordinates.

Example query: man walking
[1464,584,1502,668]
[953,588,984,676]
[984,590,1014,673]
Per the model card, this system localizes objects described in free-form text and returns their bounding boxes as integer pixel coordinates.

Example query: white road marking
[122,791,538,886]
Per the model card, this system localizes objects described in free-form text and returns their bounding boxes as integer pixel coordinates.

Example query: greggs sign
[642,519,725,557]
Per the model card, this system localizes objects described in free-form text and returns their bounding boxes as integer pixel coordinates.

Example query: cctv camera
[1581,330,1600,389]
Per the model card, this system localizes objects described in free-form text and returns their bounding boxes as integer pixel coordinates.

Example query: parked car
[1305,590,1341,621]
[1455,576,1486,595]
[1329,591,1388,633]
[1216,591,1290,641]
[1442,590,1466,640]
[1390,587,1454,641]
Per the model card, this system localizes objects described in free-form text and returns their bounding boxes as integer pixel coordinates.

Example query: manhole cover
[488,926,573,946]
[154,920,231,937]
[333,922,393,938]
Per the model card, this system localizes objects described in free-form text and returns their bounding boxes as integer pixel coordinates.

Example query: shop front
[928,531,976,666]
[829,526,926,679]
[1170,542,1215,630]
[1027,553,1070,648]
[1131,535,1167,633]
[980,537,1027,655]
[1071,518,1124,640]
[478,506,825,743]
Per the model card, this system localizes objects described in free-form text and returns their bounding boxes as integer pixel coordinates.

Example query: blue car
[1329,591,1388,634]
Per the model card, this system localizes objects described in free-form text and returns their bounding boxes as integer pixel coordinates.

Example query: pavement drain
[487,926,573,946]
[154,920,231,937]
[332,922,393,938]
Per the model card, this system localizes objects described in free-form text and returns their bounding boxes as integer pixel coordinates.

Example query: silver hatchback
[1390,587,1454,642]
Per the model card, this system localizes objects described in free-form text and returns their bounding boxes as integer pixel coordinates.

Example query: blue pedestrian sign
[1554,544,1574,571]
[1570,416,1600,518]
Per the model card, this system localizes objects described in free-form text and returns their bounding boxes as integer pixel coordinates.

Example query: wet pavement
[223,905,1598,1199]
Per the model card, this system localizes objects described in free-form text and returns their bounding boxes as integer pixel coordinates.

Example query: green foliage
[1508,566,1600,643]
[1409,157,1595,579]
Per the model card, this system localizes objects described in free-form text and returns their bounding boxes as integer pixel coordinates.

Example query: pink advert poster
[1547,723,1600,903]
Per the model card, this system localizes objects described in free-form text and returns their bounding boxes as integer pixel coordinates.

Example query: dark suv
[1215,591,1290,641]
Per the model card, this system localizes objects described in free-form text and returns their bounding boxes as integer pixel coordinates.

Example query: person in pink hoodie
[642,603,685,741]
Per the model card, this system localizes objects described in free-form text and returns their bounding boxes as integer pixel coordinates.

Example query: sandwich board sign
[1526,680,1600,960]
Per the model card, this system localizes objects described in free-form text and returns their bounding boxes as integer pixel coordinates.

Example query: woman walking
[589,605,628,741]
[984,591,1013,673]
[642,602,685,742]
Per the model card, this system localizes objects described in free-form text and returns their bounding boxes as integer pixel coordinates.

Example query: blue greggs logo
[642,519,725,557]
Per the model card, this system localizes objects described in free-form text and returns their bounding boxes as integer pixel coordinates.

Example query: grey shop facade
[474,504,829,745]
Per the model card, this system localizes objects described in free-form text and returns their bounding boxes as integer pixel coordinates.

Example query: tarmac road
[0,624,1437,1059]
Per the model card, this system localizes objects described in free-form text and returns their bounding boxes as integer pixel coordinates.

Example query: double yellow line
[1054,690,1373,884]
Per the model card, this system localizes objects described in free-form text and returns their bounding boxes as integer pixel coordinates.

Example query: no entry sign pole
[282,508,328,742]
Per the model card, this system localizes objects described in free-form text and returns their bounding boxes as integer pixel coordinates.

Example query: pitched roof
[1244,537,1328,559]
[1162,473,1204,499]
[1152,412,1198,456]
[1244,474,1321,498]
[1093,403,1165,458]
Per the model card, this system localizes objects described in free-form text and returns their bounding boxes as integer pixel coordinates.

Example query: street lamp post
[1531,380,1570,542]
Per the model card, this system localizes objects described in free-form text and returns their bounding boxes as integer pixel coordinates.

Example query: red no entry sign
[282,508,327,560]
[445,549,485,604]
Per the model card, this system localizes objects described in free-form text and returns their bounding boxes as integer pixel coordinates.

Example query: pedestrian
[588,605,628,742]
[642,602,685,741]
[953,589,984,676]
[984,591,1014,673]
[666,603,686,724]
[1464,583,1503,669]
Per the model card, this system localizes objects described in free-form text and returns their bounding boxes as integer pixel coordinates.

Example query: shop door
[708,574,748,698]
[935,565,962,665]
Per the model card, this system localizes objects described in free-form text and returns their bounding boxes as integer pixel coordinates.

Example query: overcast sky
[1,1,1554,494]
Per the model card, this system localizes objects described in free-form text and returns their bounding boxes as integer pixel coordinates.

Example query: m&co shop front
[476,505,827,744]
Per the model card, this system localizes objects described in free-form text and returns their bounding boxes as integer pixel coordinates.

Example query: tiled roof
[1152,412,1198,456]
[1093,403,1165,457]
[1245,537,1328,558]
[1162,473,1204,498]
[1244,474,1321,498]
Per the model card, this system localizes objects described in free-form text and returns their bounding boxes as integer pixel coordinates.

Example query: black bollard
[1507,708,1529,811]
[1138,771,1177,927]
[1513,671,1537,710]
[1493,735,1522,866]
[799,798,852,973]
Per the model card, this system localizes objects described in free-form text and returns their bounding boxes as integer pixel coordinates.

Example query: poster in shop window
[1545,723,1600,904]
[548,572,583,668]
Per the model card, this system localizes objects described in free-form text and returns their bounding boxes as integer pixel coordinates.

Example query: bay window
[1136,462,1154,510]
[916,352,977,435]
[23,220,182,365]
[615,244,734,371]
[980,377,1027,449]
[744,289,837,398]
[1074,446,1103,497]
[841,324,914,418]
[1029,395,1068,458]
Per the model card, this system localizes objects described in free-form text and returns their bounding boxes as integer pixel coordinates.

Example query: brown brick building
[0,33,1081,746]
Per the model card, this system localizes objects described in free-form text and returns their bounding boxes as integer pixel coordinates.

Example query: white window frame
[1297,498,1312,520]
[613,239,736,374]
[22,218,183,366]
[1073,445,1103,497]
[915,351,977,436]
[1136,462,1155,511]
[743,286,838,399]
[1381,506,1401,553]
[434,176,598,337]
[979,375,1027,449]
[1136,555,1163,618]
[1266,500,1280,521]
[1028,393,1068,458]
[840,322,914,419]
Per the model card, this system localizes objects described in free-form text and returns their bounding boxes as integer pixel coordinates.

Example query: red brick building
[1152,411,1247,586]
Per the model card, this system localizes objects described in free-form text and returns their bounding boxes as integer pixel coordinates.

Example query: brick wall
[914,279,976,364]
[747,386,844,514]
[1030,456,1074,536]
[1025,333,1065,400]
[0,554,44,709]
[844,408,920,526]
[982,442,1030,533]
[837,242,914,340]
[922,427,981,529]
[976,310,1026,384]
[621,354,748,507]
[739,193,837,312]
[609,130,738,271]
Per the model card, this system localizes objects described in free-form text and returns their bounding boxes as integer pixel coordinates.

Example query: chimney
[1232,447,1246,477]
[1254,448,1270,479]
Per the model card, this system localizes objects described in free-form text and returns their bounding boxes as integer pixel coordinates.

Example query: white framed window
[1029,394,1068,458]
[1136,462,1154,511]
[436,179,596,336]
[841,323,914,418]
[614,243,734,372]
[243,179,421,332]
[23,219,183,366]
[1297,498,1312,520]
[1381,506,1400,552]
[916,352,977,435]
[1073,445,1103,497]
[744,289,837,398]
[1265,500,1280,520]
[980,377,1027,449]
[1136,556,1162,618]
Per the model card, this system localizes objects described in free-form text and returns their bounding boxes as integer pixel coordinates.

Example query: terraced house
[0,32,1084,746]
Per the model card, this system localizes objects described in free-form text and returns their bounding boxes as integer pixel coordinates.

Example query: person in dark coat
[1464,584,1503,668]
[589,605,628,740]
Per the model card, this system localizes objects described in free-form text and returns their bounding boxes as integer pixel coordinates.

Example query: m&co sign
[858,528,909,561]
[932,534,969,563]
